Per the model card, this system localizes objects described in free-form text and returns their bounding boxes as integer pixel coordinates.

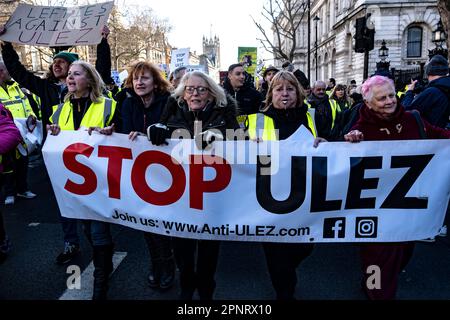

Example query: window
[407,27,422,58]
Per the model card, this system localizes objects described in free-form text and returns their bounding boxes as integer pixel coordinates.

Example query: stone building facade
[278,0,443,85]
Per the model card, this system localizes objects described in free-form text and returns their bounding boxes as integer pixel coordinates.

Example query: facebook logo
[323,218,346,239]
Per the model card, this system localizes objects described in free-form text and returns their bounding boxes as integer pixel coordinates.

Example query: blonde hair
[173,71,228,107]
[262,71,305,112]
[64,61,104,103]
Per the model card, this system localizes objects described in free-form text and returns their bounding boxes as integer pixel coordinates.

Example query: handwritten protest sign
[0,2,113,46]
[170,48,190,72]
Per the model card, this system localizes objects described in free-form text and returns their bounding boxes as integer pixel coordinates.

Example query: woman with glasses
[119,61,176,291]
[148,71,240,300]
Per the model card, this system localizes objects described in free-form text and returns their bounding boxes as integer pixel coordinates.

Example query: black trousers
[263,242,314,300]
[173,237,220,298]
[4,154,29,196]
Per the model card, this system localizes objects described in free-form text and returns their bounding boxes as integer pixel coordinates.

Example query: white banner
[0,2,113,46]
[14,118,43,155]
[42,128,450,243]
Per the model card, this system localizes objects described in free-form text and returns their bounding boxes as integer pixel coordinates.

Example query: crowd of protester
[0,23,449,301]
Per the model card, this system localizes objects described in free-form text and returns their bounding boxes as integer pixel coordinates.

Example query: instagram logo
[355,217,378,238]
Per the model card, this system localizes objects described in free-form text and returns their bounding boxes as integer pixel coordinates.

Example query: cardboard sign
[170,48,190,72]
[0,2,114,46]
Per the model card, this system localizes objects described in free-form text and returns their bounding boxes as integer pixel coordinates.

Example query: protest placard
[170,48,190,71]
[0,2,113,47]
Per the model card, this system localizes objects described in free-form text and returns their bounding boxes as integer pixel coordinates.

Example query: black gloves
[147,123,169,145]
[147,124,223,149]
[195,130,224,150]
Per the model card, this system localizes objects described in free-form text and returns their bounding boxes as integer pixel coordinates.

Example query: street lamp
[313,15,320,80]
[307,0,311,81]
[376,40,390,72]
[429,19,448,59]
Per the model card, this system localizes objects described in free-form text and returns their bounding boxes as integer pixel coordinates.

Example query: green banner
[238,47,257,75]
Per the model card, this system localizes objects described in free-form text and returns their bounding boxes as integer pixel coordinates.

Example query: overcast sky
[120,0,273,69]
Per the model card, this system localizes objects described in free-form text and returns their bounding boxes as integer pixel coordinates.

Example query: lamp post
[307,0,311,81]
[313,15,320,81]
[429,19,448,59]
[376,40,390,72]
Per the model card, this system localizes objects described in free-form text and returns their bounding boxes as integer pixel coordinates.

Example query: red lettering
[98,146,133,199]
[189,155,231,210]
[63,143,97,195]
[131,151,185,205]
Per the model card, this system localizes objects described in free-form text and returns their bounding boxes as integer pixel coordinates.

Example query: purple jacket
[0,104,22,173]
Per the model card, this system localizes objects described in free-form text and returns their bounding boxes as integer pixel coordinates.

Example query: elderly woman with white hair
[148,71,241,300]
[344,75,450,300]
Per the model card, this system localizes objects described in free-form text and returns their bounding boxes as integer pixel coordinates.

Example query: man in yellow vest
[0,62,37,205]
[306,80,341,141]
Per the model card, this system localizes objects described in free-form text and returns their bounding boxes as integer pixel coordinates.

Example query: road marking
[28,223,40,227]
[58,251,127,300]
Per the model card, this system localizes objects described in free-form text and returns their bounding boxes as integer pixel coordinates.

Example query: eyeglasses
[185,86,210,95]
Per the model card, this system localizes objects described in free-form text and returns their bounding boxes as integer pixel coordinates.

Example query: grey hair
[312,80,326,89]
[173,71,228,107]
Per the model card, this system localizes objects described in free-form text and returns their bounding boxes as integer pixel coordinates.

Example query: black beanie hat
[425,55,449,76]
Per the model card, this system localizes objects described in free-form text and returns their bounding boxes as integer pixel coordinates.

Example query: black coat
[222,79,262,116]
[119,90,170,134]
[160,96,240,138]
[402,76,450,128]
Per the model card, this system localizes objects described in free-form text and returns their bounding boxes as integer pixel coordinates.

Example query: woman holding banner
[247,70,322,300]
[1,24,114,266]
[148,71,240,300]
[344,75,450,300]
[119,61,176,291]
[47,61,117,300]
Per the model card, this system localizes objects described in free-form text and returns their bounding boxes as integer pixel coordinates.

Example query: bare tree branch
[253,0,308,62]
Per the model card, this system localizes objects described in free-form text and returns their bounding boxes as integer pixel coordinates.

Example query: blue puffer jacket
[403,76,450,128]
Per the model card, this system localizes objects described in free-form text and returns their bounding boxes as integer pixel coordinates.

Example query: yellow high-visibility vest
[247,111,317,141]
[397,85,409,99]
[50,97,115,130]
[30,92,42,119]
[0,81,35,118]
[328,98,339,128]
[306,99,339,129]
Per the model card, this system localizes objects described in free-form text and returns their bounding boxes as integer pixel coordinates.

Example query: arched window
[407,26,422,58]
